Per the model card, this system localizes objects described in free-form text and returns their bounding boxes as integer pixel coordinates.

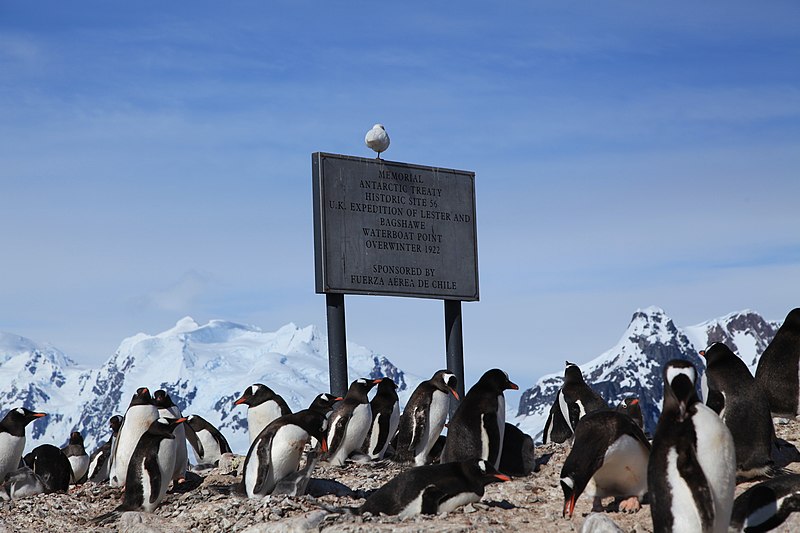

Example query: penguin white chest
[423,391,449,450]
[112,404,158,487]
[68,454,90,483]
[248,401,284,443]
[269,424,309,482]
[342,404,371,451]
[692,404,736,531]
[584,435,649,498]
[666,447,704,533]
[0,434,25,478]
[196,429,221,463]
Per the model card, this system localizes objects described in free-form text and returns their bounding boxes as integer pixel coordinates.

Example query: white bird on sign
[365,124,390,159]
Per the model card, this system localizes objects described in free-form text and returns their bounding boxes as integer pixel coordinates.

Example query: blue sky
[2,1,799,396]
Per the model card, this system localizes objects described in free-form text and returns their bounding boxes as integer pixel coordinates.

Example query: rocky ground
[3,420,800,533]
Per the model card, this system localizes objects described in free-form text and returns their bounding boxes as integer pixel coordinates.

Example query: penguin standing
[109,387,159,488]
[755,308,800,416]
[648,360,736,533]
[364,378,400,460]
[184,415,232,466]
[543,361,608,444]
[359,459,510,517]
[0,408,47,480]
[701,342,775,479]
[730,473,800,532]
[23,443,73,493]
[308,393,340,415]
[88,414,122,482]
[61,431,89,484]
[242,409,328,498]
[560,410,650,518]
[234,383,292,444]
[615,397,644,432]
[394,370,459,466]
[153,390,188,483]
[326,378,380,466]
[119,417,187,512]
[440,368,518,469]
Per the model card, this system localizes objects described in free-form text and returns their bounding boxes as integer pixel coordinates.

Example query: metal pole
[444,299,465,416]
[326,293,348,397]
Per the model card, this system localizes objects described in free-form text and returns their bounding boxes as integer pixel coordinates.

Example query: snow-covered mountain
[0,318,421,455]
[511,307,781,441]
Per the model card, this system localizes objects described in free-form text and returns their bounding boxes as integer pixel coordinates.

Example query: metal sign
[312,152,479,301]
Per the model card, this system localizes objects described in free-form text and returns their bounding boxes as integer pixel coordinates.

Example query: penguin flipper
[677,443,715,531]
[185,424,204,460]
[408,404,429,452]
[705,389,725,415]
[420,485,447,515]
[251,431,276,495]
[327,413,351,457]
[145,455,162,505]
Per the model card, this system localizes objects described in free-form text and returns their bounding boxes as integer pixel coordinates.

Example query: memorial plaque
[312,152,479,301]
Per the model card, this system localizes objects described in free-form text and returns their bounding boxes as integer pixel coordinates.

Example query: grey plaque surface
[313,152,479,301]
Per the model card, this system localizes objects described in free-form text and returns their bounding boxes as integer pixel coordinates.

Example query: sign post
[312,152,478,399]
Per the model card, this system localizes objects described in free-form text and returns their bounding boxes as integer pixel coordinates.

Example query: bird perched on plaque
[365,124,390,158]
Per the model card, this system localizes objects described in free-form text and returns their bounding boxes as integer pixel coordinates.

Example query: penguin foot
[617,496,641,513]
[591,497,605,512]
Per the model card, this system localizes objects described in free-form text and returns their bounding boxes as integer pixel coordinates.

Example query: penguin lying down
[730,474,800,533]
[0,444,72,500]
[358,459,510,518]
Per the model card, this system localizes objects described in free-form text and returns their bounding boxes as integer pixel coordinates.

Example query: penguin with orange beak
[0,408,47,480]
[325,377,381,466]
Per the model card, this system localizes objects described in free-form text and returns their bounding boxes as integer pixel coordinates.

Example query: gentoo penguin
[109,387,159,488]
[359,459,510,517]
[648,359,736,533]
[542,397,574,445]
[499,423,535,477]
[543,361,607,444]
[22,443,72,493]
[61,431,89,484]
[755,308,800,416]
[242,409,328,498]
[120,416,187,512]
[364,377,400,460]
[88,414,122,482]
[326,378,380,466]
[0,466,46,500]
[308,393,341,415]
[440,368,518,469]
[185,415,232,466]
[0,408,47,480]
[701,342,775,479]
[153,390,188,483]
[394,370,459,466]
[730,473,800,532]
[560,410,650,518]
[234,383,292,444]
[615,397,644,432]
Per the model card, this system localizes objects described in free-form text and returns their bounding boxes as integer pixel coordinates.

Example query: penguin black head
[68,431,84,446]
[147,417,187,439]
[308,393,341,414]
[374,377,399,396]
[0,408,47,436]
[153,390,176,409]
[234,383,279,407]
[477,368,519,393]
[663,360,699,418]
[563,362,586,385]
[130,387,153,406]
[432,370,460,400]
[346,377,381,398]
[699,342,736,367]
[109,415,123,436]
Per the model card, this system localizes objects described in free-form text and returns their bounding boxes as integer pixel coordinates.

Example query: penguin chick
[242,409,328,498]
[119,417,187,512]
[326,378,381,466]
[61,431,89,484]
[0,408,47,480]
[394,370,459,466]
[184,415,232,466]
[234,383,292,444]
[359,459,510,517]
[364,378,400,460]
[88,414,123,482]
[440,368,518,469]
[560,410,650,518]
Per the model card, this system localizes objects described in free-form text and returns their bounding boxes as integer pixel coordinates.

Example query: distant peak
[157,317,201,338]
